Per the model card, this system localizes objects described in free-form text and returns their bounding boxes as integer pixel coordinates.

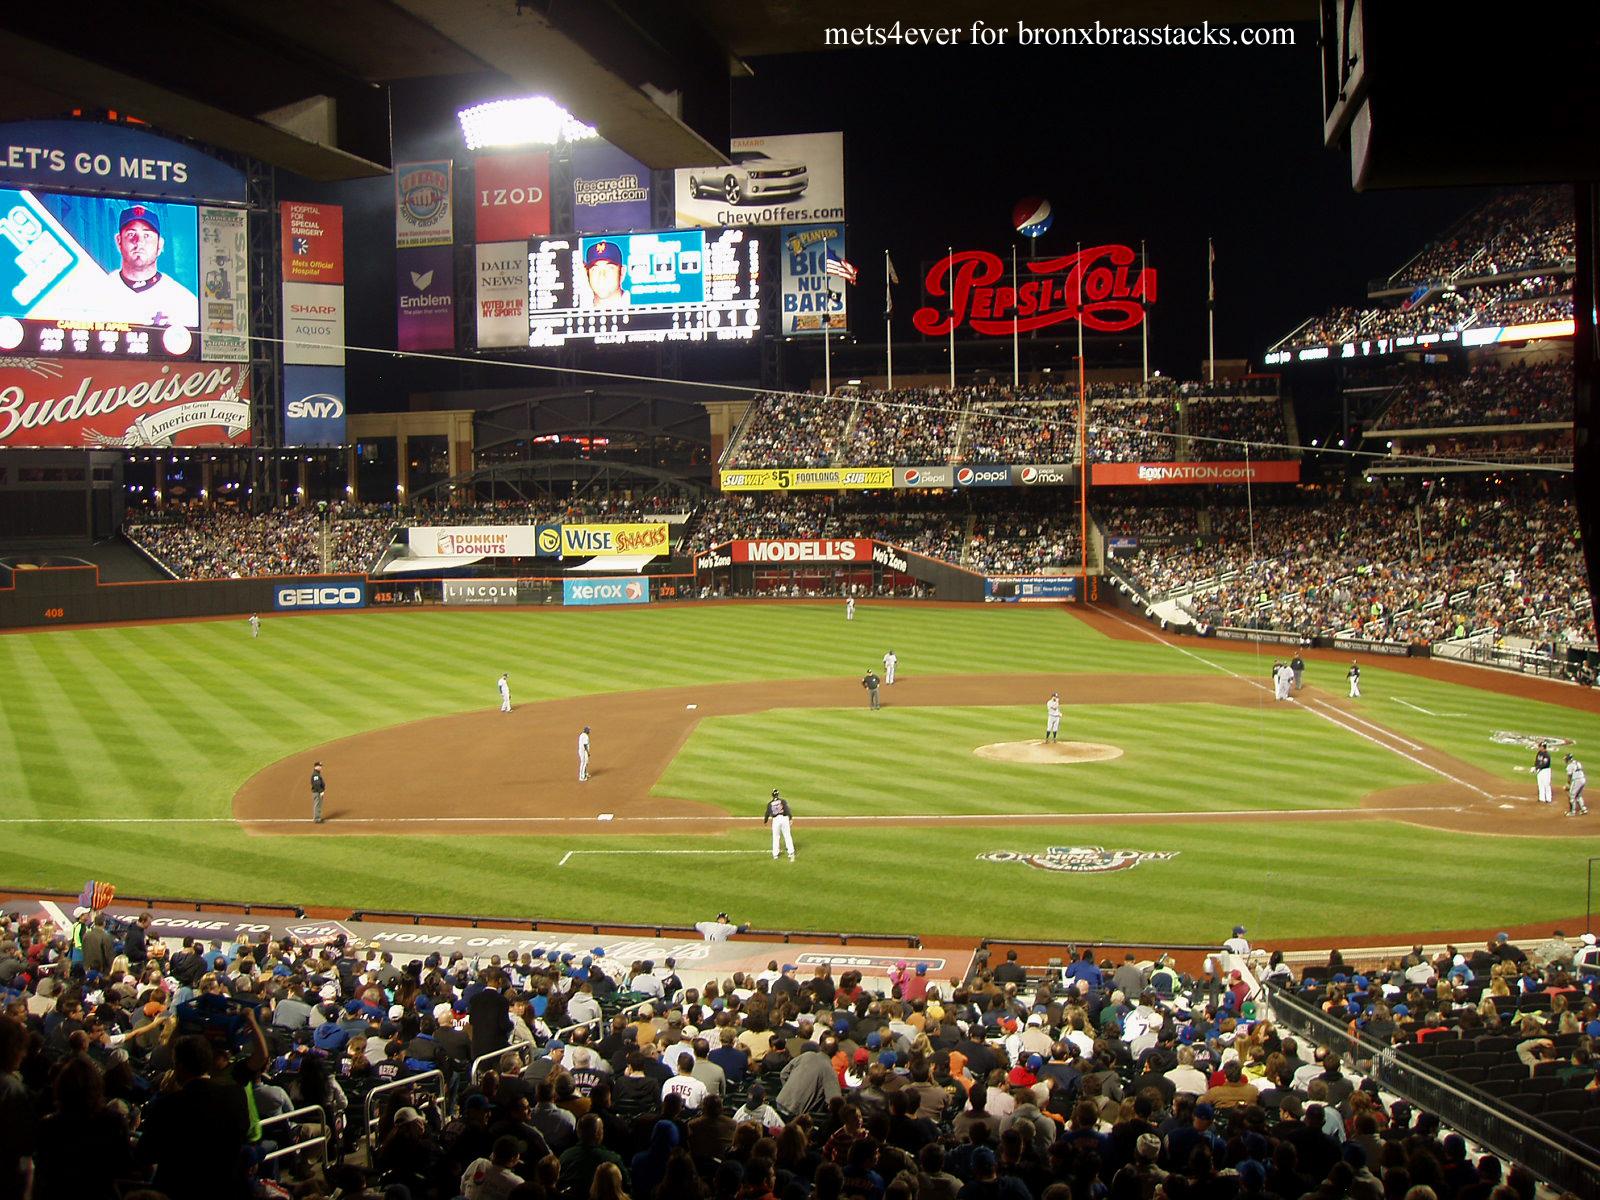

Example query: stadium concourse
[4,894,1599,1200]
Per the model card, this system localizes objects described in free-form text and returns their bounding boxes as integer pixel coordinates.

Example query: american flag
[825,249,858,284]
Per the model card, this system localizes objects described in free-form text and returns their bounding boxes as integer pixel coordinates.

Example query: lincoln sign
[913,244,1156,337]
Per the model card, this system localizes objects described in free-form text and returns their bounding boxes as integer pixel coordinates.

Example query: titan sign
[914,244,1156,337]
[731,539,870,563]
[272,581,366,610]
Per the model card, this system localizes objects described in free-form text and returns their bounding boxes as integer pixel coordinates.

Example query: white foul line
[558,849,772,867]
[1391,697,1469,718]
[1097,607,1489,799]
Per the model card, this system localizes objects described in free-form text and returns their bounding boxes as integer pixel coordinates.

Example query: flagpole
[1140,238,1149,384]
[1077,239,1088,602]
[1207,236,1215,385]
[824,275,833,396]
[1011,244,1020,388]
[947,244,955,390]
[885,249,894,390]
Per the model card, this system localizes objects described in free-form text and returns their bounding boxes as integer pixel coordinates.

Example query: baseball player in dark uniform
[311,762,326,824]
[1534,742,1553,804]
[764,789,794,860]
[862,669,881,710]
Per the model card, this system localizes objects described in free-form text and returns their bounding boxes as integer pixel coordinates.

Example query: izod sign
[732,539,870,563]
[914,244,1155,336]
[475,150,550,241]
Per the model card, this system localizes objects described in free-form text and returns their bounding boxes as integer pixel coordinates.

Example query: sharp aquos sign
[914,244,1155,337]
[732,539,870,563]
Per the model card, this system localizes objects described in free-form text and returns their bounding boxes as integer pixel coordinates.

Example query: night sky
[330,21,1490,407]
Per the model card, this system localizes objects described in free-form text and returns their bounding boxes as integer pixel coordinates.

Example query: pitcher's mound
[973,740,1124,765]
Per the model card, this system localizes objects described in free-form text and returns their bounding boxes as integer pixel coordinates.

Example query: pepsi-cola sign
[954,465,1010,487]
[895,465,953,488]
[914,244,1155,337]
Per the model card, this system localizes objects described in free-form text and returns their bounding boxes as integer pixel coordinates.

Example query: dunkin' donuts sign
[914,244,1156,337]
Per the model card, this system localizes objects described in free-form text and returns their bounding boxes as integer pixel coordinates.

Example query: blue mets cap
[119,205,161,236]
[584,240,623,268]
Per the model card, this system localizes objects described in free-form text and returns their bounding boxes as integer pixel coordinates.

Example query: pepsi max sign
[273,580,367,610]
[563,577,650,607]
[1013,464,1074,486]
[954,465,1010,487]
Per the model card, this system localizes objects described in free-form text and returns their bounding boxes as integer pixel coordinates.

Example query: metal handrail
[257,1104,331,1169]
[362,1068,446,1154]
[468,997,656,1084]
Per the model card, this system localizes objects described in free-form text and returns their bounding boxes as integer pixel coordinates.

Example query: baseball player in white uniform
[846,597,855,621]
[764,789,794,861]
[1045,693,1061,743]
[883,649,897,685]
[578,726,591,781]
[498,673,512,713]
[249,613,260,639]
[1347,662,1361,699]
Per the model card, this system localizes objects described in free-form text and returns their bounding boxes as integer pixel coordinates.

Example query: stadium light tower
[457,97,600,149]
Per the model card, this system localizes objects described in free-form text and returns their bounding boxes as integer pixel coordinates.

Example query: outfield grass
[1,603,1596,941]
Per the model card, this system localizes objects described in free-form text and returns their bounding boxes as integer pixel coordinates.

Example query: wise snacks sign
[913,244,1155,337]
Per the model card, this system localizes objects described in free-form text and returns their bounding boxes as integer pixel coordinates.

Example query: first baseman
[1564,751,1585,815]
[578,726,591,781]
[764,789,794,860]
[498,672,512,713]
[1045,692,1061,742]
[1347,662,1361,699]
[1535,741,1553,804]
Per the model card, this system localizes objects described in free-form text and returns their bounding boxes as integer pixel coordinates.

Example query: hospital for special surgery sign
[0,360,252,447]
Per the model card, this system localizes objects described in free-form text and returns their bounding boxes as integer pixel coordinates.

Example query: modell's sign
[732,539,870,563]
[1091,460,1301,486]
[913,244,1155,337]
[0,360,251,447]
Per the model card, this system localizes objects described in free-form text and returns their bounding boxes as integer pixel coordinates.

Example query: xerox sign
[272,580,366,610]
[954,465,1009,487]
[563,578,650,606]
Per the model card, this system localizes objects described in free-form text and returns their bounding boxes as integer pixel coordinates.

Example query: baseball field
[2,600,1597,944]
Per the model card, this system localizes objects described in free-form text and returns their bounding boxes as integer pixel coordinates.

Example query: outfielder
[249,613,260,639]
[883,649,898,685]
[764,789,794,861]
[1564,752,1586,816]
[578,726,591,782]
[310,762,326,824]
[1534,742,1553,804]
[498,672,512,713]
[846,596,855,621]
[1347,662,1361,699]
[1045,692,1061,743]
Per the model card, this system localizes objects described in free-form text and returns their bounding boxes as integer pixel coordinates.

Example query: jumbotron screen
[528,228,762,347]
[0,188,201,359]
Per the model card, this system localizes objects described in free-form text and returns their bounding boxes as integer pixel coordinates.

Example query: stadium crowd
[2,906,1596,1200]
[1375,364,1570,430]
[127,508,397,581]
[1111,489,1595,647]
[1394,188,1575,286]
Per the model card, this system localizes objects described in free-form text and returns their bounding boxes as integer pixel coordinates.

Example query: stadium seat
[1546,1091,1589,1114]
[1506,1093,1545,1114]
[1451,1066,1487,1085]
[1460,1051,1501,1070]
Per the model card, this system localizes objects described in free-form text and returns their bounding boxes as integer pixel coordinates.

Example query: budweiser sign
[0,360,252,447]
[913,245,1156,337]
[731,539,870,563]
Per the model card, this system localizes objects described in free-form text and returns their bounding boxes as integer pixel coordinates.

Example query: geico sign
[276,586,363,608]
[286,393,345,419]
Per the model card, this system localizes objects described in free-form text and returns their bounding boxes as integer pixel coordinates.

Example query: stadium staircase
[949,402,976,461]
[829,394,864,465]
[955,513,980,569]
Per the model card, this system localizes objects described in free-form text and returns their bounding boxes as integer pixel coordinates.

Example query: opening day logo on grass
[1490,731,1575,749]
[977,846,1179,873]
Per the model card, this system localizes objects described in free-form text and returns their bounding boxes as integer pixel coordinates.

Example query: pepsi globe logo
[1021,466,1039,483]
[1012,197,1053,239]
[904,469,921,485]
[956,467,975,485]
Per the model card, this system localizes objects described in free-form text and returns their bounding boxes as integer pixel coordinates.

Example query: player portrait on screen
[102,204,200,328]
[580,239,630,309]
